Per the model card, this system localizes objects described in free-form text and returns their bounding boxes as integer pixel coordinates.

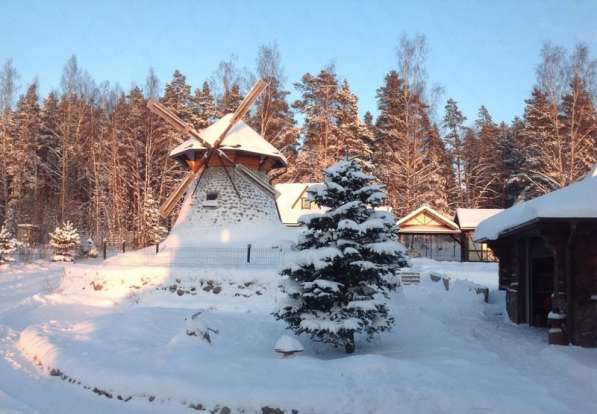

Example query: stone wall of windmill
[189,167,279,226]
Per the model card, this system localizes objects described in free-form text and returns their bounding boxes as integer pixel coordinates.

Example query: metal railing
[106,244,287,267]
[9,243,286,267]
[14,245,53,263]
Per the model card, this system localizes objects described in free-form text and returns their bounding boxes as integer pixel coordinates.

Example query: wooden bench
[400,272,421,285]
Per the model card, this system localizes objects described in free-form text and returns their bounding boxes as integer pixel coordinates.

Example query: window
[301,197,312,209]
[203,191,219,208]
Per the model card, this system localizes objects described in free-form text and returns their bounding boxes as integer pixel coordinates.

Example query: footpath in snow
[0,258,596,413]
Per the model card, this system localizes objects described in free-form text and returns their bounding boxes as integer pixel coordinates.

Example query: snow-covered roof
[455,208,503,230]
[397,205,460,234]
[274,183,327,225]
[475,173,597,241]
[169,114,287,167]
[275,182,394,227]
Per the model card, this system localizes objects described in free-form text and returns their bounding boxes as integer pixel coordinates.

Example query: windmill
[147,80,288,245]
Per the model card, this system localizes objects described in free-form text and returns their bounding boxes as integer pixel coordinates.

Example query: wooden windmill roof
[169,114,287,168]
[397,205,460,234]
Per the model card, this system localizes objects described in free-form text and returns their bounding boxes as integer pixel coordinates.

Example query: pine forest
[0,38,595,247]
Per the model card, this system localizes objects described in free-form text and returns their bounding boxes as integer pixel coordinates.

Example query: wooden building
[397,205,461,261]
[16,224,41,246]
[475,170,597,347]
[274,183,325,227]
[454,209,502,262]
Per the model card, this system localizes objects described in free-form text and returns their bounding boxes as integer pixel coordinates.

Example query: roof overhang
[397,205,460,234]
[476,217,597,242]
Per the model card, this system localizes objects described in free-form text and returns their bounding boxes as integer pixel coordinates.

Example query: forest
[0,35,595,247]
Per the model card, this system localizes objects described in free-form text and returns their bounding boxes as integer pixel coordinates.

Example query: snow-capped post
[0,224,18,265]
[247,243,252,264]
[274,158,407,354]
[102,238,107,260]
[49,221,81,262]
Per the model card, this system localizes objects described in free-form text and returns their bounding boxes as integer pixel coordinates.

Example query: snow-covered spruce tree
[49,221,80,262]
[275,159,407,353]
[0,225,17,264]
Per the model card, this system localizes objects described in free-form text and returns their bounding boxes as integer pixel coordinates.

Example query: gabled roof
[170,114,287,168]
[397,205,460,234]
[455,208,503,230]
[475,171,597,241]
[274,183,325,225]
[274,183,394,226]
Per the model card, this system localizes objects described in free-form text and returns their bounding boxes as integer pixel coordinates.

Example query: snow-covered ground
[1,257,596,413]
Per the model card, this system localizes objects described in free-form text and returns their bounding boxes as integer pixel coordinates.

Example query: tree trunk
[344,331,355,354]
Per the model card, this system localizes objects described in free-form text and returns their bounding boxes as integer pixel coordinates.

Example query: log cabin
[475,169,597,346]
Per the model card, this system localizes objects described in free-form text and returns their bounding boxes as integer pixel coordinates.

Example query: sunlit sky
[1,0,595,125]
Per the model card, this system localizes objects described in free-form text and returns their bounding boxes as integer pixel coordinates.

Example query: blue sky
[1,0,595,125]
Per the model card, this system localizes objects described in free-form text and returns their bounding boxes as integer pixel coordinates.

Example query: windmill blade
[159,164,206,217]
[212,80,268,149]
[147,99,212,149]
[230,80,268,125]
[217,150,278,196]
[215,151,241,198]
[234,163,278,196]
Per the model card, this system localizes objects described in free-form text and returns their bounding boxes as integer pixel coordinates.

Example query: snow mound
[274,335,304,354]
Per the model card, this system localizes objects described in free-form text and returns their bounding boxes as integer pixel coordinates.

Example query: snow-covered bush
[0,225,18,264]
[274,159,406,353]
[49,221,81,262]
[185,312,218,344]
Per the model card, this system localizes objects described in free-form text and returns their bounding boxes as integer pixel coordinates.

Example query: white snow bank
[4,259,597,413]
[410,258,498,287]
[475,174,597,241]
[14,265,597,414]
[47,263,282,314]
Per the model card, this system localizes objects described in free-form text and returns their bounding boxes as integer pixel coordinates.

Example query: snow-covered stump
[185,312,218,344]
[274,335,304,358]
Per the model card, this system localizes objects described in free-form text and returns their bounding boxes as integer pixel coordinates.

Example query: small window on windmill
[203,191,219,208]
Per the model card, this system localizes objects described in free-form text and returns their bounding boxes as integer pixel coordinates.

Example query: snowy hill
[1,259,597,413]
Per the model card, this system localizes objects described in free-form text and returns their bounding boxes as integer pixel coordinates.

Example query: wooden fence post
[122,241,126,253]
[155,243,159,254]
[103,239,107,260]
[246,244,252,264]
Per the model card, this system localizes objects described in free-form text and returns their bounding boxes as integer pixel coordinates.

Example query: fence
[162,245,285,266]
[401,234,461,262]
[10,242,286,267]
[14,245,53,263]
[105,244,287,267]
